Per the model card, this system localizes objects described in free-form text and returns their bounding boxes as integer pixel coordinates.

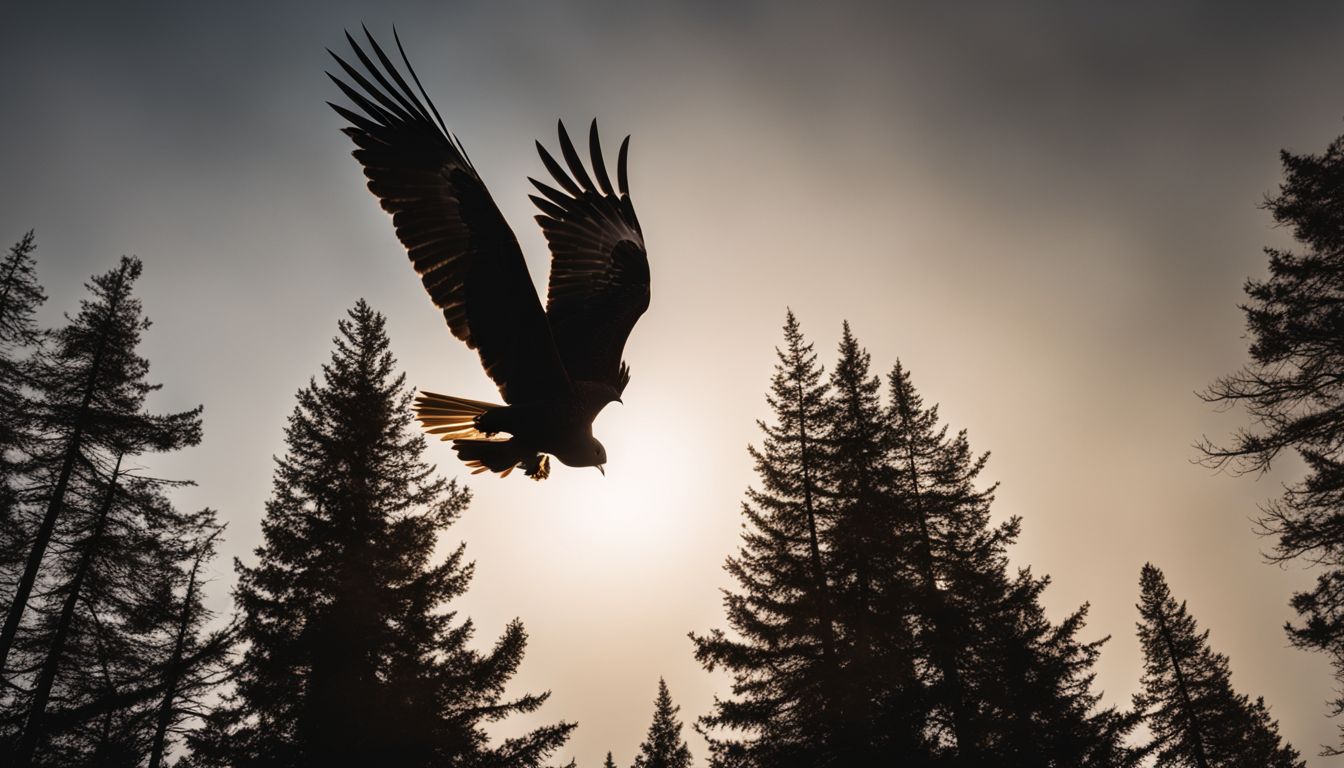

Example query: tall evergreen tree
[697,316,1137,766]
[0,231,46,579]
[885,360,1141,766]
[691,311,845,768]
[145,517,234,768]
[0,256,209,767]
[1134,563,1304,768]
[821,325,926,761]
[211,301,572,767]
[631,679,692,768]
[11,501,233,767]
[12,463,224,768]
[1198,130,1344,749]
[0,256,202,678]
[885,359,980,757]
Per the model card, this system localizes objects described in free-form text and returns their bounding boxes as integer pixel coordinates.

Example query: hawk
[328,29,649,479]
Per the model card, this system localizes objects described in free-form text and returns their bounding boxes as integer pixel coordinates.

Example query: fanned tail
[413,390,501,440]
[454,439,551,481]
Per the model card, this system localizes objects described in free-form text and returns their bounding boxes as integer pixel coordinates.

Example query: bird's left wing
[327,29,569,404]
[531,121,649,394]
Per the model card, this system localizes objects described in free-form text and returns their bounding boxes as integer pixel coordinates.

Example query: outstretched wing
[530,120,649,394]
[328,29,569,404]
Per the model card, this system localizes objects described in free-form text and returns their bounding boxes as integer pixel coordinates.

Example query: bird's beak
[597,464,606,476]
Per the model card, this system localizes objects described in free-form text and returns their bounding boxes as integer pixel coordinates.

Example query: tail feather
[455,439,550,481]
[413,390,501,440]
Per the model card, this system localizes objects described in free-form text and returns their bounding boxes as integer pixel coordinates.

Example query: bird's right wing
[531,121,648,394]
[328,29,569,404]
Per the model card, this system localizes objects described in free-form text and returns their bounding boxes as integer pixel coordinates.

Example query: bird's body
[328,29,649,479]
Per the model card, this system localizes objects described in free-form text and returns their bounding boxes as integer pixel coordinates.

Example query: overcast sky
[5,1,1344,764]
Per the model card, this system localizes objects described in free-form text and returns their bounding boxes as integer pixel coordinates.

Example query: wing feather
[329,29,569,403]
[534,120,649,393]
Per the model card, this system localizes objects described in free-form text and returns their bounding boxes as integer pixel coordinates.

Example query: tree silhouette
[0,231,46,651]
[1198,131,1344,750]
[0,230,44,541]
[202,301,573,767]
[631,679,691,768]
[691,311,846,767]
[0,257,202,678]
[696,315,1144,766]
[0,257,209,766]
[885,360,1142,766]
[11,468,222,768]
[885,359,979,755]
[603,750,617,768]
[821,326,926,760]
[1134,563,1303,767]
[145,519,233,768]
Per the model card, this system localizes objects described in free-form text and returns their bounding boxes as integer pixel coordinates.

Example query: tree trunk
[147,532,214,768]
[1157,609,1211,768]
[894,389,975,757]
[14,452,123,768]
[796,377,837,668]
[0,264,126,674]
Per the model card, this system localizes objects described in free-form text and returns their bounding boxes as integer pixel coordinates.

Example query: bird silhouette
[328,29,648,480]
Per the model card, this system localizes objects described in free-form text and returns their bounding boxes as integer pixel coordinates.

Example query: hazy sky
[5,2,1344,764]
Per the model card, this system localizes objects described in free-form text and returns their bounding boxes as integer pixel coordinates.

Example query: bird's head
[555,435,607,475]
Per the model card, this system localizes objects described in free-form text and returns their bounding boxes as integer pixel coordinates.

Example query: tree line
[1,127,1340,766]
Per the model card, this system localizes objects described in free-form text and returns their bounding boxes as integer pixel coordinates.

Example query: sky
[4,1,1344,764]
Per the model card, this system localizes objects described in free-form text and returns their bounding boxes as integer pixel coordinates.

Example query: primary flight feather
[328,28,649,480]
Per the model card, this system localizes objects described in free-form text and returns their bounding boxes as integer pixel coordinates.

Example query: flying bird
[327,29,648,480]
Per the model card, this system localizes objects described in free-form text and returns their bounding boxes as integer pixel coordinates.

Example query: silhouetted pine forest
[1,130,1341,766]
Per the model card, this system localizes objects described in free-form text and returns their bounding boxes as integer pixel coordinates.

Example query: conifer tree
[145,518,233,768]
[1198,131,1344,749]
[0,256,212,767]
[12,464,223,767]
[821,325,925,760]
[631,679,692,768]
[885,359,979,756]
[698,317,1139,766]
[691,311,845,767]
[885,360,1140,766]
[603,750,617,768]
[0,231,45,576]
[1135,563,1304,767]
[212,301,572,767]
[0,256,202,678]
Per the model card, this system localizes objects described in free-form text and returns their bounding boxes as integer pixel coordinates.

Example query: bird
[327,28,648,480]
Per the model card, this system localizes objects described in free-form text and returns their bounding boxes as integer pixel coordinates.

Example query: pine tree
[13,464,223,767]
[1198,131,1344,749]
[1135,563,1304,767]
[213,301,572,767]
[0,256,209,766]
[145,517,233,768]
[821,325,926,761]
[6,504,235,768]
[0,231,46,585]
[631,679,692,768]
[885,359,979,757]
[691,311,845,767]
[603,751,617,768]
[885,360,1141,766]
[0,256,202,677]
